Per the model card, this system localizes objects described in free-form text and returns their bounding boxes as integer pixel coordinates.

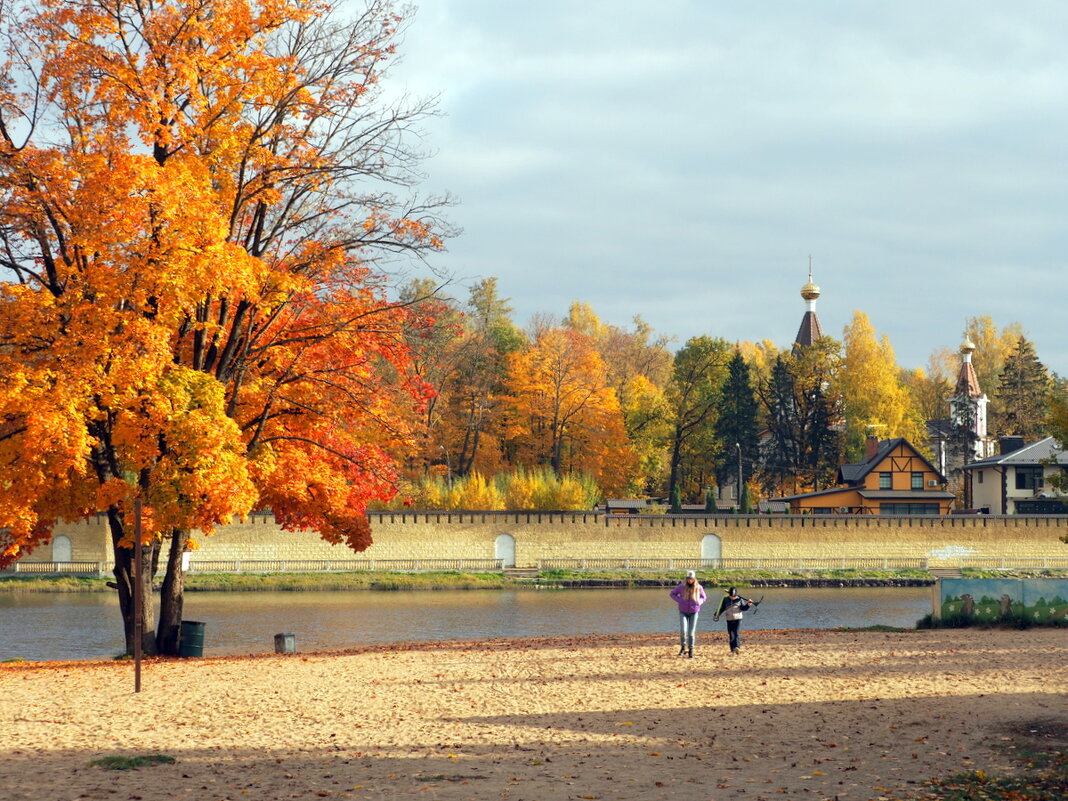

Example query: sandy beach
[2,627,1066,801]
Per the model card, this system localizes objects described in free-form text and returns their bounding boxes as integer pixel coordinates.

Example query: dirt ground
[2,627,1066,800]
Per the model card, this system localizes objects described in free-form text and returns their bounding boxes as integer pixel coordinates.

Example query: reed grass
[370,468,601,511]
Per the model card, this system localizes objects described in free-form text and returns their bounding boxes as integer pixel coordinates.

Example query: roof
[926,418,954,439]
[838,463,867,483]
[836,438,947,485]
[793,310,823,347]
[775,487,955,503]
[954,360,983,398]
[775,487,857,502]
[964,436,1068,469]
[856,490,956,500]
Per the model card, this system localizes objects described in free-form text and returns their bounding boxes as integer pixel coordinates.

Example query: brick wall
[27,512,1068,567]
[24,515,112,562]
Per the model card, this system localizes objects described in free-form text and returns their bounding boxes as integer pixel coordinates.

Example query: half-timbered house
[776,438,955,514]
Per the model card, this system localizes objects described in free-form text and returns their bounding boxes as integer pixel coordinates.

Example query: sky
[371,0,1068,376]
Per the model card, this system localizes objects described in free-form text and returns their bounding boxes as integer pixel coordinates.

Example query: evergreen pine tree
[1047,392,1068,497]
[714,352,761,495]
[793,339,844,491]
[758,346,842,494]
[704,485,719,513]
[994,337,1051,440]
[804,383,843,490]
[945,385,979,500]
[761,356,799,494]
[740,482,754,514]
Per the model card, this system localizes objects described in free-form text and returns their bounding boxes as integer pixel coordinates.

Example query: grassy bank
[0,571,514,593]
[2,567,1066,593]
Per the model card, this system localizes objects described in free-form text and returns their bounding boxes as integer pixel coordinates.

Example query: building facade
[965,436,1068,514]
[776,437,954,514]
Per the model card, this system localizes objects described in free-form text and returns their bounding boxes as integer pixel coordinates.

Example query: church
[772,267,994,514]
[927,338,997,499]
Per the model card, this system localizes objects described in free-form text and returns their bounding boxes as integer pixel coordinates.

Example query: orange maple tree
[0,0,447,653]
[500,327,634,495]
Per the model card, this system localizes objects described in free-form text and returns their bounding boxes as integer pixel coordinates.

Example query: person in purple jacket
[669,570,706,658]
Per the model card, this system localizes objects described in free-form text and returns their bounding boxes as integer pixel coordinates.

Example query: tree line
[392,286,1067,508]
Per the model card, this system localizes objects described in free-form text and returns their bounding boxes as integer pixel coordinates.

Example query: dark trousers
[727,619,742,651]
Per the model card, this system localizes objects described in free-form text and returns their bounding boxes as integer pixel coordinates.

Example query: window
[878,472,892,490]
[978,470,984,485]
[911,472,924,490]
[1015,466,1043,491]
[880,503,940,515]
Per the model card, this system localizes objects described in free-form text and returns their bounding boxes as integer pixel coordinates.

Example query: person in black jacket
[712,587,755,654]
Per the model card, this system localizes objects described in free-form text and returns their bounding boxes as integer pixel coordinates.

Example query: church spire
[794,256,824,347]
[950,338,988,440]
[954,339,982,398]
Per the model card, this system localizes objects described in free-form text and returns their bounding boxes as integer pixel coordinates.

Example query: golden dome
[800,276,821,301]
[960,338,976,355]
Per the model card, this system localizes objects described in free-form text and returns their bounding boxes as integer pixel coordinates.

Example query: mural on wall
[926,545,977,562]
[939,578,1068,623]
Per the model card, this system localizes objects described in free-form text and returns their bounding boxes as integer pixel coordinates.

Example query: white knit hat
[686,570,696,579]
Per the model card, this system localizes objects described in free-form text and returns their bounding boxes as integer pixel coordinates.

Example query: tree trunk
[107,506,159,656]
[550,433,564,474]
[156,530,190,656]
[667,427,684,502]
[466,424,482,475]
[458,400,485,476]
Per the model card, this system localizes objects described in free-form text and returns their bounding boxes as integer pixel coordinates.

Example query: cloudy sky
[376,0,1067,376]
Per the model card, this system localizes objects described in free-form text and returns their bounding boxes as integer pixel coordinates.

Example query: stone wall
[23,512,1068,567]
[34,515,112,563]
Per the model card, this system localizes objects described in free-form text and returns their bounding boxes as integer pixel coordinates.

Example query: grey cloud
[371,0,1068,375]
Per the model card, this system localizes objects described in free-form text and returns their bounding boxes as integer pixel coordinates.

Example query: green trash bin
[178,620,206,658]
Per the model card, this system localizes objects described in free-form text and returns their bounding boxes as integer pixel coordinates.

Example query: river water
[0,586,933,662]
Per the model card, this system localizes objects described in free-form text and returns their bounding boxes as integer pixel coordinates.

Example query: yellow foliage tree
[839,311,927,459]
[501,327,635,494]
[446,473,505,510]
[902,348,957,425]
[965,316,1025,387]
[736,339,781,384]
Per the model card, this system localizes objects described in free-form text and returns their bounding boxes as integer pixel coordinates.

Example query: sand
[2,627,1066,801]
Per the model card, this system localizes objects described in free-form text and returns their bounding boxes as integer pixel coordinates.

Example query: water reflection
[0,586,932,662]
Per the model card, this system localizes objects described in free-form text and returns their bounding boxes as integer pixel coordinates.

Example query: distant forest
[390,277,1068,507]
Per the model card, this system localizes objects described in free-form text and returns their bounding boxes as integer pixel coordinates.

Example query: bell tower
[948,339,989,451]
[793,258,824,348]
